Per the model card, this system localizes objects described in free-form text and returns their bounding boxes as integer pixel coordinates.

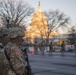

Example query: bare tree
[68,25,76,44]
[0,0,34,29]
[0,0,34,45]
[44,9,70,43]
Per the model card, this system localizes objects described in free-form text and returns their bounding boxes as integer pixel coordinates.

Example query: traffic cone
[32,50,34,56]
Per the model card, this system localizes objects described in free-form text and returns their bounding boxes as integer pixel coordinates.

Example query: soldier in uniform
[49,42,53,55]
[0,27,31,75]
[61,41,65,55]
[74,42,76,55]
[34,41,38,54]
[41,41,45,55]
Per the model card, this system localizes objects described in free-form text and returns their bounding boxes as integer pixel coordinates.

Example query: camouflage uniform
[34,42,38,54]
[0,27,28,75]
[74,43,76,55]
[49,42,53,55]
[0,42,27,75]
[41,41,45,55]
[61,41,65,55]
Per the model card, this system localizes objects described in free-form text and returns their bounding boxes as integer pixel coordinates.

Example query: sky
[26,0,76,24]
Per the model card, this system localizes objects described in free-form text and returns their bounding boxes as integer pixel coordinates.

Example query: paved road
[28,52,76,75]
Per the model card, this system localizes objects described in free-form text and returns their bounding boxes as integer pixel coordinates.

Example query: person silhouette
[49,42,53,55]
[61,41,65,55]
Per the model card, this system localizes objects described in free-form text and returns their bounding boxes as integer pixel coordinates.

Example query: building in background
[24,2,60,43]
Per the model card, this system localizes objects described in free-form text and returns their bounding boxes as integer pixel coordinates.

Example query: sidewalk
[29,51,76,57]
[28,52,76,75]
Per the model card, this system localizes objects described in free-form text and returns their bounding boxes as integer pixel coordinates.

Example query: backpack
[0,42,27,75]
